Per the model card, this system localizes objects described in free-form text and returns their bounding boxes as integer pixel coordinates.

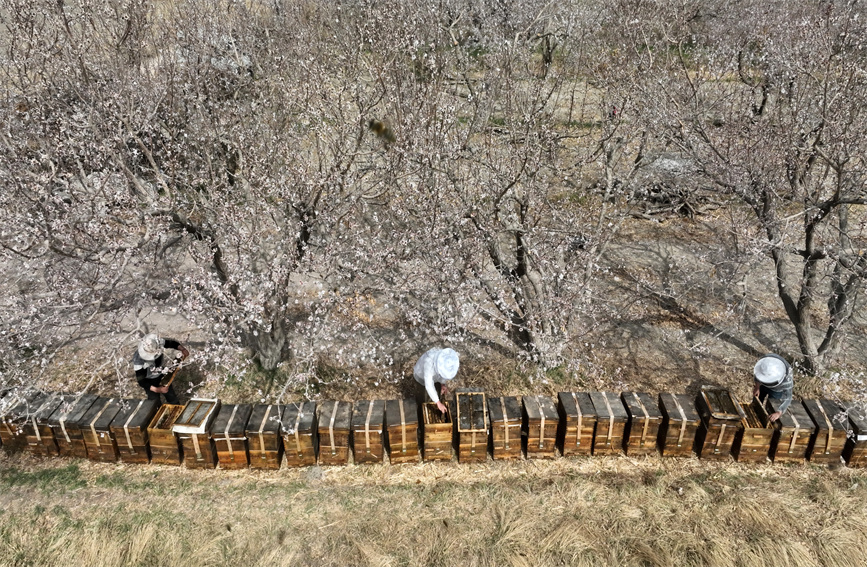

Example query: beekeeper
[132,333,188,405]
[413,347,460,414]
[752,353,794,422]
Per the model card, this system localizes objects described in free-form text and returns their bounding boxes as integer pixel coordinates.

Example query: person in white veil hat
[413,348,460,414]
[132,333,189,405]
[752,353,794,422]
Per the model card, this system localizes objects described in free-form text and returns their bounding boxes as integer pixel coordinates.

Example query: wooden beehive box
[589,391,629,456]
[803,398,848,464]
[47,393,98,458]
[280,402,317,467]
[658,393,700,457]
[318,401,352,466]
[384,398,420,464]
[81,397,122,462]
[523,395,559,459]
[147,404,184,465]
[766,398,814,464]
[110,399,159,464]
[695,388,744,461]
[351,400,385,464]
[24,393,64,457]
[1,390,42,453]
[488,396,523,460]
[733,398,775,463]
[173,399,221,469]
[557,392,597,457]
[621,392,664,457]
[453,389,488,463]
[246,403,283,470]
[211,403,253,470]
[421,401,453,462]
[843,405,867,467]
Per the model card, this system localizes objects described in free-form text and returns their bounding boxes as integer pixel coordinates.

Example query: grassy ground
[2,451,866,567]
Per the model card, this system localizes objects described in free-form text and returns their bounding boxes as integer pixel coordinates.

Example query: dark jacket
[132,339,181,394]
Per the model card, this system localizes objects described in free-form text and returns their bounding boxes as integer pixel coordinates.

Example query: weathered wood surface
[281,402,317,467]
[81,398,122,462]
[1,390,42,453]
[110,399,159,464]
[589,391,628,456]
[557,392,596,457]
[174,399,221,469]
[422,402,453,462]
[843,404,867,467]
[733,398,775,463]
[147,404,185,465]
[385,398,420,464]
[621,392,663,456]
[695,388,744,461]
[317,401,352,466]
[658,393,700,457]
[455,389,487,463]
[246,404,283,470]
[352,399,386,464]
[523,395,559,459]
[211,403,253,470]
[47,393,98,458]
[24,393,64,457]
[765,399,814,464]
[803,398,848,464]
[488,396,523,460]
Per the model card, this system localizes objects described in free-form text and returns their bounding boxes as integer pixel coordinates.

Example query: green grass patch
[0,464,86,492]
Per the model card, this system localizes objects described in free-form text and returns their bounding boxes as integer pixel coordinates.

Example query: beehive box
[110,399,159,464]
[385,398,420,464]
[523,395,559,459]
[24,393,64,457]
[621,392,663,456]
[803,398,848,464]
[318,401,352,466]
[734,398,775,463]
[589,391,629,456]
[695,388,744,461]
[351,400,385,464]
[211,403,253,469]
[454,390,488,463]
[557,392,597,457]
[658,393,701,457]
[247,404,283,470]
[766,398,814,464]
[843,405,867,467]
[80,397,122,462]
[47,393,98,458]
[147,404,184,465]
[173,399,221,469]
[1,390,42,453]
[280,402,317,467]
[488,396,523,460]
[421,401,453,462]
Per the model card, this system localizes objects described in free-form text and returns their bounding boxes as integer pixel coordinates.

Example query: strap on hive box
[672,395,688,447]
[500,397,510,449]
[258,405,272,460]
[364,400,374,453]
[192,433,203,461]
[538,397,546,449]
[398,399,407,453]
[293,405,303,456]
[714,424,727,453]
[571,393,583,447]
[329,401,338,456]
[788,408,801,454]
[816,402,834,455]
[633,392,650,446]
[225,405,239,458]
[90,399,113,454]
[31,415,42,443]
[602,394,614,446]
[123,400,145,454]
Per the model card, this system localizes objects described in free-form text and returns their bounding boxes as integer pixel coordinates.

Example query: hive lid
[488,396,522,423]
[47,393,99,427]
[92,399,124,430]
[698,388,744,421]
[351,400,386,431]
[172,398,221,434]
[2,390,44,421]
[803,399,847,432]
[385,398,418,427]
[246,403,282,435]
[33,393,67,422]
[280,402,316,435]
[558,392,597,419]
[211,403,254,437]
[621,392,663,420]
[455,390,487,433]
[845,405,867,440]
[659,393,700,422]
[589,391,629,420]
[110,399,159,431]
[523,395,558,420]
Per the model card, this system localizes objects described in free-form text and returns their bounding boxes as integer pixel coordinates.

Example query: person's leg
[164,384,180,405]
[146,388,162,406]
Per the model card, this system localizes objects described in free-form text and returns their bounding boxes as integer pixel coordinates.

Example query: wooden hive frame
[488,396,523,460]
[81,397,123,463]
[47,393,98,459]
[454,389,488,463]
[695,388,744,461]
[110,399,159,464]
[352,399,386,464]
[147,404,185,465]
[384,398,420,464]
[522,395,559,459]
[657,393,700,457]
[621,392,663,457]
[589,391,629,456]
[421,402,453,462]
[803,398,848,464]
[733,397,775,463]
[317,401,352,466]
[24,393,64,457]
[173,399,221,469]
[246,404,283,470]
[281,402,317,467]
[765,398,814,464]
[843,404,867,467]
[211,403,253,470]
[557,392,597,457]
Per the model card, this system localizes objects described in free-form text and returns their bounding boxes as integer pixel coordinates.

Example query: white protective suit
[413,348,460,404]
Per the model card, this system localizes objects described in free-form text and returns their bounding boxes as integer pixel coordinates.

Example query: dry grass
[2,451,867,567]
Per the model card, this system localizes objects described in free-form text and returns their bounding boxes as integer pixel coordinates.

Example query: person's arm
[163,339,189,359]
[423,361,447,413]
[136,370,167,394]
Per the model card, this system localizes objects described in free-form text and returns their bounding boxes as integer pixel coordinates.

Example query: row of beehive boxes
[2,387,866,468]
